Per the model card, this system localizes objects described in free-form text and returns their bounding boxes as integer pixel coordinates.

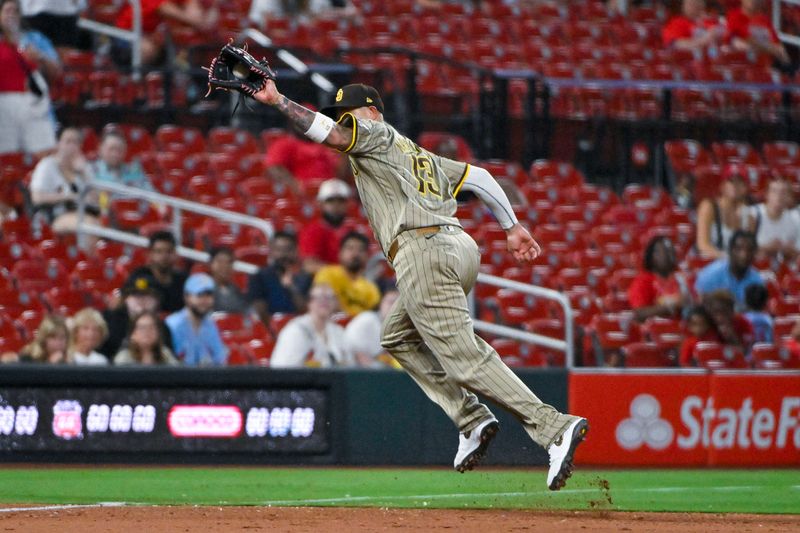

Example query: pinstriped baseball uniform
[336,112,575,448]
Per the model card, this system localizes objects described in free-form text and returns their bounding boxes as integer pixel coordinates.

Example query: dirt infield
[2,505,799,532]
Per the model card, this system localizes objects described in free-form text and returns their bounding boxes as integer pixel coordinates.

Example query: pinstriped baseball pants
[381,227,576,449]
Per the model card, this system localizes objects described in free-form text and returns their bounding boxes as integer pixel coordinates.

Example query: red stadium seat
[711,141,762,166]
[155,125,206,154]
[12,259,68,293]
[665,139,713,174]
[763,141,800,166]
[693,342,749,369]
[529,160,584,187]
[750,343,785,369]
[622,342,672,367]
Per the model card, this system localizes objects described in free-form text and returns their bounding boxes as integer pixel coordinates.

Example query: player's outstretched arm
[460,166,541,264]
[253,80,353,151]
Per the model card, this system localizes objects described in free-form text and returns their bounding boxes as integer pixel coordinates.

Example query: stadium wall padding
[0,367,567,466]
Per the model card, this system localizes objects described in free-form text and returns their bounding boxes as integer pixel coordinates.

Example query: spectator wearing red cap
[298,178,356,274]
[695,166,754,259]
[727,0,790,65]
[662,0,726,52]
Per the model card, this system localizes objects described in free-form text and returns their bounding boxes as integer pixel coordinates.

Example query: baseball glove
[203,39,276,98]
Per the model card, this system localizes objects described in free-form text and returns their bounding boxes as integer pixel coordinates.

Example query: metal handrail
[473,273,575,368]
[72,224,259,275]
[77,0,142,79]
[79,179,274,249]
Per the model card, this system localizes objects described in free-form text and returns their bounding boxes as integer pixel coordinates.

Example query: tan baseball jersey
[336,112,471,254]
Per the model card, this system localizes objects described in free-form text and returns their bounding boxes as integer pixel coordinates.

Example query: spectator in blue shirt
[91,130,152,190]
[166,273,228,366]
[248,231,312,328]
[743,283,774,344]
[695,231,764,310]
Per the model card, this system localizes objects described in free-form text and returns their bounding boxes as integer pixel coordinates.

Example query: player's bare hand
[253,79,282,106]
[506,223,541,264]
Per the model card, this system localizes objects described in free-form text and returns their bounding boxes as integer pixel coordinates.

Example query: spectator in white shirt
[750,178,800,260]
[270,283,352,368]
[344,289,401,368]
[29,126,101,236]
[68,307,110,366]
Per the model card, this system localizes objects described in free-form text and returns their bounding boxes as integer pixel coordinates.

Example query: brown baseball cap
[320,84,384,118]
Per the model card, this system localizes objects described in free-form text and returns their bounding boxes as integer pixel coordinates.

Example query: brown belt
[387,226,444,263]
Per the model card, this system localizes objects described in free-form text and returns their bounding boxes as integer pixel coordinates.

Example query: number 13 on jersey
[411,154,442,199]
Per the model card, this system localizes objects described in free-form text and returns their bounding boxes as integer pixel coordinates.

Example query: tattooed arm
[253,80,353,151]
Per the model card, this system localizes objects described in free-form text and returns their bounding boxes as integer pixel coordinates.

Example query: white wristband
[304,112,335,143]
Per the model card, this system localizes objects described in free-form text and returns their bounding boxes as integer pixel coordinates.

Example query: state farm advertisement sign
[569,372,800,466]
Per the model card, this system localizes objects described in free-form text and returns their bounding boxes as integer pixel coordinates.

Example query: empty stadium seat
[622,341,672,367]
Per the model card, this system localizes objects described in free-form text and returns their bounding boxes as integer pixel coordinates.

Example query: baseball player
[203,48,588,489]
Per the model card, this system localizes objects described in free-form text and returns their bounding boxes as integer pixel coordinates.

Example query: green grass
[0,468,797,514]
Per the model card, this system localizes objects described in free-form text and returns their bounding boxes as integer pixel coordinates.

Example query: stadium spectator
[17,314,69,364]
[662,0,726,52]
[166,273,228,366]
[29,127,102,240]
[678,304,720,366]
[749,177,800,260]
[695,167,753,259]
[314,231,380,317]
[262,119,347,191]
[743,283,773,343]
[628,236,693,322]
[98,270,171,360]
[248,0,358,27]
[19,0,87,50]
[702,289,755,353]
[114,311,179,366]
[68,307,110,366]
[0,0,58,157]
[248,230,312,326]
[727,0,790,66]
[209,246,249,314]
[90,130,152,191]
[695,230,764,309]
[126,231,188,313]
[344,288,402,368]
[270,283,352,368]
[114,0,218,66]
[299,178,355,274]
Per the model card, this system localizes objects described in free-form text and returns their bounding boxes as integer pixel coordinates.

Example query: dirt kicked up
[2,505,800,533]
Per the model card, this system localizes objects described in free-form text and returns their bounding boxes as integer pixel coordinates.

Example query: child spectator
[18,314,69,364]
[679,305,720,366]
[743,283,773,343]
[68,308,110,365]
[114,311,179,366]
[702,289,755,353]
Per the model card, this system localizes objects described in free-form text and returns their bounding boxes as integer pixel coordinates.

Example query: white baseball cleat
[546,418,589,491]
[454,418,499,473]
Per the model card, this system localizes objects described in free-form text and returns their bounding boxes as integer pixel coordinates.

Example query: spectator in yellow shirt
[314,231,380,317]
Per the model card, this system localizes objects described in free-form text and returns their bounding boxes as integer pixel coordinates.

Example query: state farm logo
[616,394,674,451]
[167,405,242,438]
